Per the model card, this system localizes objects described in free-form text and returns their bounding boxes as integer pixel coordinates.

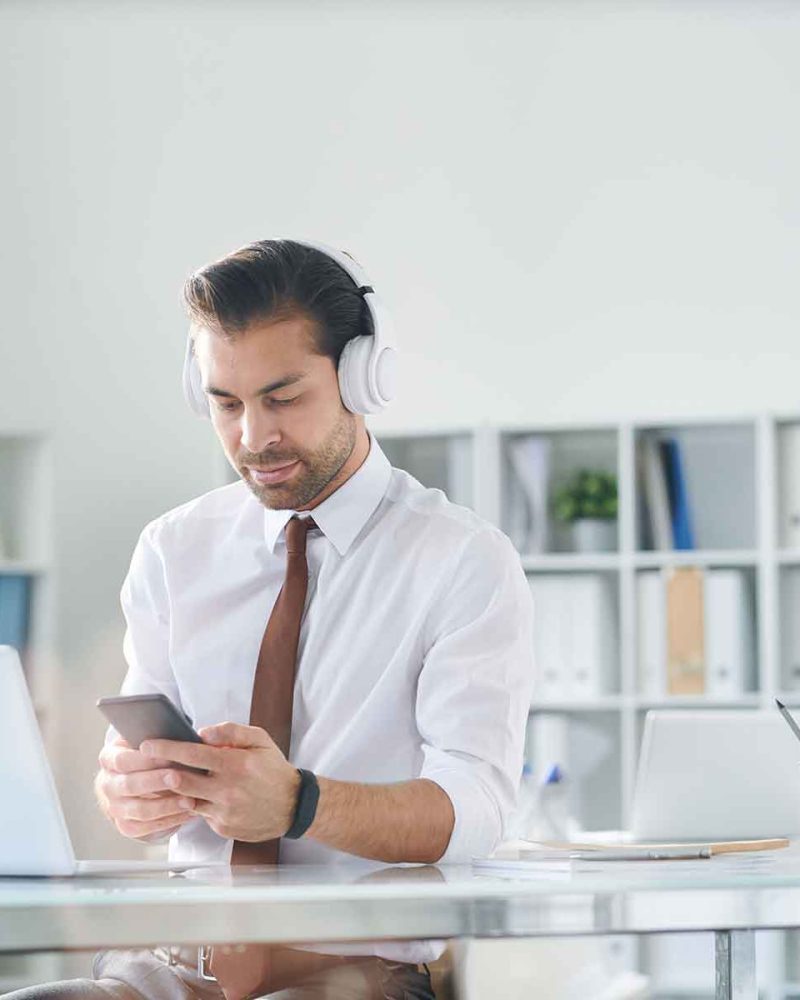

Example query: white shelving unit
[0,430,55,720]
[0,430,60,992]
[372,415,800,1000]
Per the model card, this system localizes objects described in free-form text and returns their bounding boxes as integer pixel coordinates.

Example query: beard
[236,410,357,511]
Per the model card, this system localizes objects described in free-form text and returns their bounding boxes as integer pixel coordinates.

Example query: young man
[10,241,534,1000]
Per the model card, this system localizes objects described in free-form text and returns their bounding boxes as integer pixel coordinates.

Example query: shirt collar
[262,431,392,557]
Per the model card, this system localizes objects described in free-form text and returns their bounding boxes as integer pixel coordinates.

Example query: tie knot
[284,515,317,555]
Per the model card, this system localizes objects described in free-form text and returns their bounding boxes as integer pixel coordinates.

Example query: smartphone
[97,693,209,774]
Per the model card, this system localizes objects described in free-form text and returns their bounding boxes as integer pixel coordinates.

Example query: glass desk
[5,849,800,998]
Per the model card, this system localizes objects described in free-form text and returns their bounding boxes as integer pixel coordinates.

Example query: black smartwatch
[284,768,320,840]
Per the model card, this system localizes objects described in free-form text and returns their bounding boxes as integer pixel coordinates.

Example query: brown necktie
[209,515,316,998]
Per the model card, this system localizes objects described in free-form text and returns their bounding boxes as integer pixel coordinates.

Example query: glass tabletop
[5,848,800,951]
[4,846,800,902]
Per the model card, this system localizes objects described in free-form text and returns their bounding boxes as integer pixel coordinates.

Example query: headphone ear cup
[338,335,398,415]
[337,336,372,415]
[183,337,211,418]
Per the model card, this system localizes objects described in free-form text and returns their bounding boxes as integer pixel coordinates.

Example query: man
[8,240,534,1000]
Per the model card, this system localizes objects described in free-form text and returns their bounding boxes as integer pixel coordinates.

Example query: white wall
[1,0,799,854]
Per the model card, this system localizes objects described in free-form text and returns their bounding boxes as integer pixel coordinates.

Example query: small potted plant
[553,469,618,552]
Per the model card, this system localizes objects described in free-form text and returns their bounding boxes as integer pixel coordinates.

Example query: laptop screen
[0,645,76,875]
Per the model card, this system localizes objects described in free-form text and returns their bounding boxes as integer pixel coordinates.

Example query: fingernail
[163,773,177,788]
[140,742,152,755]
[179,798,193,809]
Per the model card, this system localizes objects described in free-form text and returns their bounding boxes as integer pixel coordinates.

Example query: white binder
[780,424,800,549]
[782,569,800,691]
[529,577,570,702]
[529,575,615,701]
[704,569,752,698]
[568,575,615,698]
[637,571,666,698]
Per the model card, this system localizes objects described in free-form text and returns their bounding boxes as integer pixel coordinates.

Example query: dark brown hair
[182,240,373,363]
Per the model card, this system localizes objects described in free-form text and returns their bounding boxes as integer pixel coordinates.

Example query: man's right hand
[96,736,196,841]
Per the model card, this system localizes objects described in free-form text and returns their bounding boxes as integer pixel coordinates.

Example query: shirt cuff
[422,768,502,863]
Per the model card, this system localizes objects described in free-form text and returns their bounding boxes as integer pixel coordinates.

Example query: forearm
[306,776,455,863]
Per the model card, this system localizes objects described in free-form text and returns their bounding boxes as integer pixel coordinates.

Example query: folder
[529,577,570,701]
[475,837,789,874]
[780,423,800,549]
[640,436,672,550]
[705,570,752,698]
[568,575,615,698]
[661,438,695,550]
[637,571,666,698]
[529,576,615,700]
[666,567,705,695]
[782,569,800,690]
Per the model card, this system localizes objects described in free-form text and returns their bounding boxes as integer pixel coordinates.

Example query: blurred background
[2,1,800,996]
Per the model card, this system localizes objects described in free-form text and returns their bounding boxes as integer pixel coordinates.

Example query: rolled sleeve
[417,527,535,862]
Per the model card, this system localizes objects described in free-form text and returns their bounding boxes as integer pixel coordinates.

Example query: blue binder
[0,575,32,650]
[660,439,695,550]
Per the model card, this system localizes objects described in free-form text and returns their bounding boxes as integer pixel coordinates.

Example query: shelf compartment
[635,422,756,553]
[376,432,474,508]
[524,709,622,832]
[501,427,618,556]
[0,435,52,565]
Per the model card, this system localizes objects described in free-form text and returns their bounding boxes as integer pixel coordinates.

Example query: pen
[775,698,800,744]
[574,848,712,862]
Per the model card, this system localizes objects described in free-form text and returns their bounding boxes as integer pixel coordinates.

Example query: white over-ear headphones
[182,239,398,418]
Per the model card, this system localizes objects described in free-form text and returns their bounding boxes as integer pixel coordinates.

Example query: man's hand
[95,736,197,842]
[140,723,301,842]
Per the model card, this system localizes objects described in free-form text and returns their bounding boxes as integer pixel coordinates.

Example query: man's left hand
[140,723,301,842]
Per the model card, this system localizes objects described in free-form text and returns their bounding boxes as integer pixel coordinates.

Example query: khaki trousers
[2,947,435,1000]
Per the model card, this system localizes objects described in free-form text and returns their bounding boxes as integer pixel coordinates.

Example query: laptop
[0,645,226,876]
[631,709,800,842]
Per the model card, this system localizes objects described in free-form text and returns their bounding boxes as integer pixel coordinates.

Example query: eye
[269,396,298,407]
[215,400,241,412]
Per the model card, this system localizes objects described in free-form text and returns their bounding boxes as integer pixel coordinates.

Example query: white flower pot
[572,518,617,553]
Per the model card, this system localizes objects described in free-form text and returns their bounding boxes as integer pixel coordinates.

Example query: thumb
[198,721,271,749]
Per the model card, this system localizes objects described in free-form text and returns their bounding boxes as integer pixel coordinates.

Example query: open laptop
[631,709,800,842]
[0,645,226,876]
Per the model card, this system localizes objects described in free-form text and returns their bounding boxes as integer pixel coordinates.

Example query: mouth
[246,460,300,485]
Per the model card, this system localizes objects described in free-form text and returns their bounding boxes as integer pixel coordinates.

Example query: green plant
[553,469,618,523]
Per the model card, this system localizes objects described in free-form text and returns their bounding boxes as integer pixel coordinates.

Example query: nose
[239,402,281,455]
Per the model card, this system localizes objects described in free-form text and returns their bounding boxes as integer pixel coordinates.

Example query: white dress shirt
[110,431,534,874]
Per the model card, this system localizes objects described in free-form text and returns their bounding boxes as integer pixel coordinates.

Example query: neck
[296,420,370,511]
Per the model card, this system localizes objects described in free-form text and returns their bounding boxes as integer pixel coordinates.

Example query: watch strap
[284,768,320,840]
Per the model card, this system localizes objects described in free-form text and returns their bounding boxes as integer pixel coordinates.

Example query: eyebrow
[204,372,308,399]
